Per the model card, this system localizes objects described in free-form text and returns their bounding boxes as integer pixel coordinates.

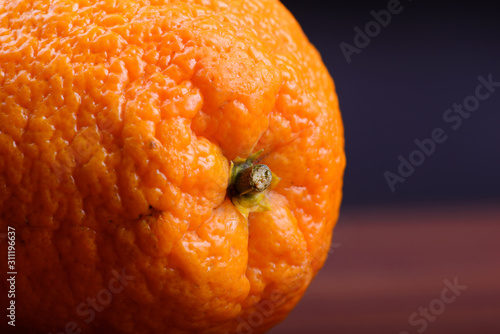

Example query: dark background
[281,0,500,206]
[270,1,500,334]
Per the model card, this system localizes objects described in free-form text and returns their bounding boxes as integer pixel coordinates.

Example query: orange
[0,0,345,333]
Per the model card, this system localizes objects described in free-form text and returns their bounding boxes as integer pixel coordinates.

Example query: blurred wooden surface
[269,203,500,334]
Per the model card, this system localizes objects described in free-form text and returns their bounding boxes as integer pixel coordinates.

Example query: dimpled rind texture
[0,0,345,333]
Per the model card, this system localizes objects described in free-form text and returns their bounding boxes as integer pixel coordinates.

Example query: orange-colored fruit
[0,0,345,333]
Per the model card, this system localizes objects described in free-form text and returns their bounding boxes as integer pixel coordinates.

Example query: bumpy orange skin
[0,0,345,333]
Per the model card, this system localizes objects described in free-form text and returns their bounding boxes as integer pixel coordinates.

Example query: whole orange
[0,0,345,333]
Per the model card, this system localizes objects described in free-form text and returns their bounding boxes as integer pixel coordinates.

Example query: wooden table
[269,203,500,334]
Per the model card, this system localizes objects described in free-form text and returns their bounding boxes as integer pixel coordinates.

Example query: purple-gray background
[281,0,500,206]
